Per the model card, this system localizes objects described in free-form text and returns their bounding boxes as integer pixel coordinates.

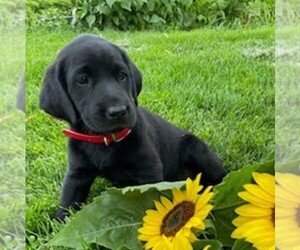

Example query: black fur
[40,34,227,220]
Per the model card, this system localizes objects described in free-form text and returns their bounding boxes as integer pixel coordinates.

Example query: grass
[275,26,300,171]
[0,28,25,248]
[26,26,274,249]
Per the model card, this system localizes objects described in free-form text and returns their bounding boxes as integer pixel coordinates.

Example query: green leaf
[149,14,166,24]
[121,180,185,194]
[112,16,120,26]
[106,0,118,9]
[134,0,146,10]
[197,14,207,22]
[212,159,274,247]
[180,0,193,8]
[121,0,132,11]
[204,218,217,236]
[232,239,255,250]
[143,14,150,22]
[193,239,223,250]
[217,0,229,10]
[99,5,111,15]
[49,189,162,250]
[86,14,96,27]
[147,0,155,11]
[94,2,106,13]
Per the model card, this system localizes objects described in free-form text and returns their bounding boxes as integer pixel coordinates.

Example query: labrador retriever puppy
[40,34,227,220]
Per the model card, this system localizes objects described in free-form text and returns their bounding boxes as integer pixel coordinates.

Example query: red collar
[62,128,132,146]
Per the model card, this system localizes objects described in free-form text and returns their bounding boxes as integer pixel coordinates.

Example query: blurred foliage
[0,0,24,28]
[26,0,275,30]
[26,0,71,28]
[276,0,300,26]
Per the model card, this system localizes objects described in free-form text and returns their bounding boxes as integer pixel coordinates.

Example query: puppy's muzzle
[107,105,128,120]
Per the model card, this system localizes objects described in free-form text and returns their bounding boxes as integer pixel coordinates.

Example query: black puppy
[40,34,227,220]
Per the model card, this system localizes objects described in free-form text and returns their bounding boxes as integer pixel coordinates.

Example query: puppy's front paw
[54,208,70,222]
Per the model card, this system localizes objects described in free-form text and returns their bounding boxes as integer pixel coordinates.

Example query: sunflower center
[296,206,300,227]
[160,201,195,237]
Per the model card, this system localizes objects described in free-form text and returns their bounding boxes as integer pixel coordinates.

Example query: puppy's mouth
[94,126,131,135]
[81,117,135,135]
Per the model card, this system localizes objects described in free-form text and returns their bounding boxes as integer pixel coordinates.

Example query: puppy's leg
[55,168,96,221]
[180,134,227,185]
[134,152,165,185]
[136,164,164,185]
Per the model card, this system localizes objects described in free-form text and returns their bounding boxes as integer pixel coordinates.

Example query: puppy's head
[40,34,142,133]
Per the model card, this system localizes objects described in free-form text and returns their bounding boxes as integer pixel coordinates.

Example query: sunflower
[138,173,214,250]
[276,172,300,250]
[231,172,275,250]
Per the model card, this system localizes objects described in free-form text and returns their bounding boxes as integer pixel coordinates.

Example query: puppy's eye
[118,72,127,82]
[77,75,89,85]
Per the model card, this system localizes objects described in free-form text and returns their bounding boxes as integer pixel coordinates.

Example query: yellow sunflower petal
[153,240,168,250]
[138,225,160,235]
[231,228,243,238]
[232,218,272,238]
[143,214,163,225]
[144,236,162,249]
[172,188,185,205]
[185,216,205,230]
[253,231,275,250]
[138,233,154,241]
[235,204,273,217]
[252,172,274,196]
[276,184,300,206]
[238,190,273,208]
[194,204,213,220]
[176,226,198,243]
[232,215,252,227]
[145,210,164,221]
[276,173,300,199]
[186,179,197,202]
[187,231,198,243]
[195,188,214,211]
[245,225,274,249]
[160,196,174,210]
[191,174,203,194]
[161,235,173,250]
[232,215,272,227]
[173,234,193,250]
[243,184,274,204]
[154,200,169,216]
[186,174,203,202]
[275,206,297,218]
[276,197,300,250]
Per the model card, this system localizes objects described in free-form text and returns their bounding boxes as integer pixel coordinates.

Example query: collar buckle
[104,136,109,146]
[111,134,117,142]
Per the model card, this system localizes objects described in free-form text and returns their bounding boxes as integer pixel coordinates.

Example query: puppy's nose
[107,105,127,119]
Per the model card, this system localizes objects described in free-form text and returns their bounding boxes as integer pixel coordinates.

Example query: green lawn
[0,29,25,249]
[26,27,274,248]
[275,27,300,169]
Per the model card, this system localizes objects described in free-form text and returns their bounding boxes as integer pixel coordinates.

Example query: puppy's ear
[40,59,77,124]
[128,59,142,97]
[120,50,143,105]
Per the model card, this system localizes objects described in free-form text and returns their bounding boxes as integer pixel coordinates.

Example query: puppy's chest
[81,143,132,170]
[81,144,141,186]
